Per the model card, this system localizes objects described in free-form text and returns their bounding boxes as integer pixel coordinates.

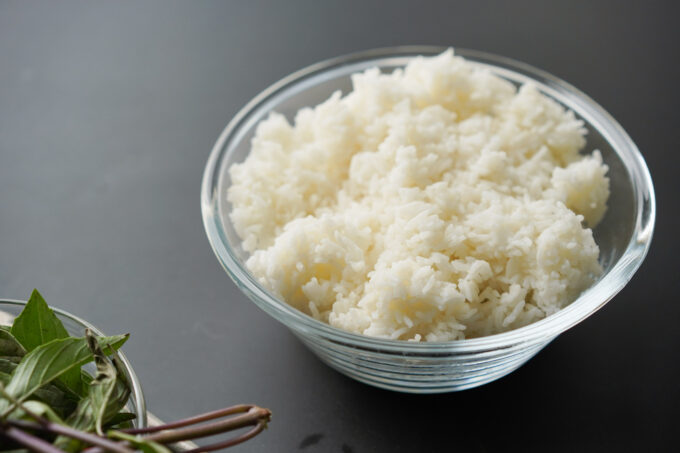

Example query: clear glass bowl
[201,46,656,393]
[0,299,147,427]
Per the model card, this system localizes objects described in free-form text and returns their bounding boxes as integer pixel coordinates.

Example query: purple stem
[86,406,271,453]
[143,407,270,444]
[184,422,267,453]
[2,425,65,453]
[122,404,252,435]
[8,419,134,453]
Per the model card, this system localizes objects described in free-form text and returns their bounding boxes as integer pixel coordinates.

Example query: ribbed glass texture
[201,47,655,393]
[0,300,147,427]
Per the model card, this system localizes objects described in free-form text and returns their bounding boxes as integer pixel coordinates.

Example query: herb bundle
[0,290,270,452]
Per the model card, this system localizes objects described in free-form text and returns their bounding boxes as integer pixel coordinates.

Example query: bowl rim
[0,298,147,427]
[201,45,656,353]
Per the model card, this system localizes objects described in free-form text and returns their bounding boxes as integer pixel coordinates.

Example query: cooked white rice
[227,49,609,341]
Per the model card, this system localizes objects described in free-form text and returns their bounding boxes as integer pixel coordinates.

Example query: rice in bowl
[227,49,609,341]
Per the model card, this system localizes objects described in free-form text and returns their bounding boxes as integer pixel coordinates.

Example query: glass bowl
[201,46,655,393]
[0,299,147,427]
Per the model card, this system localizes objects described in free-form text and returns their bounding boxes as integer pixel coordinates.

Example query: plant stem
[184,421,267,453]
[9,419,134,453]
[144,407,270,444]
[85,406,271,453]
[49,424,133,453]
[122,405,253,435]
[0,382,26,420]
[1,424,65,453]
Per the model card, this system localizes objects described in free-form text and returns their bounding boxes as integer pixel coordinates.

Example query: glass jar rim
[201,46,656,353]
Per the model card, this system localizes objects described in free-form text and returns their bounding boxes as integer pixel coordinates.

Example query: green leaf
[9,290,88,395]
[0,329,26,360]
[103,411,136,430]
[0,358,78,418]
[108,431,172,453]
[7,399,65,424]
[81,369,94,385]
[85,330,131,435]
[0,333,128,414]
[55,397,94,452]
[56,331,132,450]
[64,396,93,430]
[10,289,69,352]
[33,383,79,419]
[0,358,18,374]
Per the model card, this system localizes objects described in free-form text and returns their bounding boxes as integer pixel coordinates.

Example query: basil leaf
[0,356,22,365]
[0,358,17,374]
[0,358,78,418]
[10,289,69,351]
[108,431,172,453]
[7,399,65,424]
[0,334,128,412]
[55,397,94,452]
[103,411,136,429]
[8,290,90,396]
[33,383,79,419]
[56,331,134,449]
[81,369,93,386]
[0,329,26,360]
[85,330,131,435]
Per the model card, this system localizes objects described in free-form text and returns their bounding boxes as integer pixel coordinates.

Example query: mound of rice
[227,49,609,341]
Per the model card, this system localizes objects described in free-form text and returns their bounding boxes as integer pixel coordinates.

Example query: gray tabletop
[1,1,678,451]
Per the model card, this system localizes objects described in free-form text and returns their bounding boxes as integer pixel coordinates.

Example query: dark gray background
[1,1,678,451]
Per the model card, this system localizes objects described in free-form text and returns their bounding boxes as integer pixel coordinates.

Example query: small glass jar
[0,299,147,427]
